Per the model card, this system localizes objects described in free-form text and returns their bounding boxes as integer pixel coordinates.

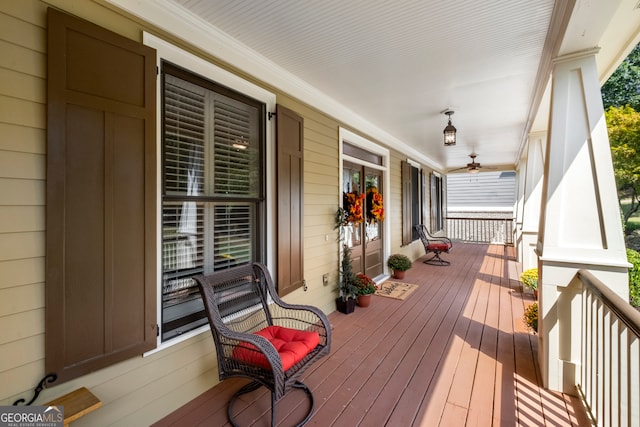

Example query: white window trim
[143,33,276,354]
[406,158,420,168]
[338,127,391,278]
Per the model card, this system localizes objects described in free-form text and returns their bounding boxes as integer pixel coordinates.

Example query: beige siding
[0,0,435,424]
[0,123,46,154]
[0,206,44,233]
[0,308,44,344]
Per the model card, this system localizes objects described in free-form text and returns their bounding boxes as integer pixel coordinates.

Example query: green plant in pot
[334,206,360,313]
[520,268,538,297]
[387,254,411,279]
[336,244,358,314]
[355,273,377,307]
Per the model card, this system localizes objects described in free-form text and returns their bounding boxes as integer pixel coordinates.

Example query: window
[431,173,444,232]
[402,162,445,243]
[160,63,266,341]
[402,160,422,245]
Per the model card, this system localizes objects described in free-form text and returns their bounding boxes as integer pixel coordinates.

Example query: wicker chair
[415,224,453,266]
[194,263,331,426]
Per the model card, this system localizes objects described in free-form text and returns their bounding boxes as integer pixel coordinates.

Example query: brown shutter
[46,9,157,382]
[276,105,304,296]
[401,160,413,245]
[421,169,427,227]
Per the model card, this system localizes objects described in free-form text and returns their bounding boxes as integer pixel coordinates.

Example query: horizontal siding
[1,361,45,402]
[0,206,44,233]
[0,232,44,260]
[0,96,45,128]
[0,150,45,179]
[0,335,43,377]
[447,171,516,209]
[0,282,44,316]
[0,309,44,345]
[84,339,216,425]
[0,39,46,78]
[0,123,46,154]
[0,258,44,289]
[0,178,44,205]
[0,10,46,52]
[0,68,46,103]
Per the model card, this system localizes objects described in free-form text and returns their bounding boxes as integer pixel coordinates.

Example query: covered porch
[154,243,590,426]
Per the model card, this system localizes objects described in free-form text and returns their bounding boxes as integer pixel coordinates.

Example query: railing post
[537,50,629,393]
[574,270,640,426]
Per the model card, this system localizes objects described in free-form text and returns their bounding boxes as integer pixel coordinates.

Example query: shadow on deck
[154,243,590,426]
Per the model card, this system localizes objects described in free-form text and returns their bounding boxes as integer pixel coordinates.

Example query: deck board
[153,244,588,426]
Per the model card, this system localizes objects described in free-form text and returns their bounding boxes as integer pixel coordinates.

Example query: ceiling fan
[448,153,495,174]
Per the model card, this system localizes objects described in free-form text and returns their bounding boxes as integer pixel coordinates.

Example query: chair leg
[293,381,315,426]
[423,251,451,266]
[228,381,261,427]
[227,380,314,427]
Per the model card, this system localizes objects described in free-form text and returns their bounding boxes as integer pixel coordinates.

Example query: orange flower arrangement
[366,187,384,223]
[343,191,365,224]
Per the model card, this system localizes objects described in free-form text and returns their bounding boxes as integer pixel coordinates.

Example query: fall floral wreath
[366,187,384,223]
[343,191,365,224]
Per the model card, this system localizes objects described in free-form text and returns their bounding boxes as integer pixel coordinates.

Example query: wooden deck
[154,244,590,426]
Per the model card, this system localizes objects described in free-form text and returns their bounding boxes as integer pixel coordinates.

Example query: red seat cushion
[427,243,451,252]
[232,326,320,371]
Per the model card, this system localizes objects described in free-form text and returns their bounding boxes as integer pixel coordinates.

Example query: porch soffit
[107,0,640,173]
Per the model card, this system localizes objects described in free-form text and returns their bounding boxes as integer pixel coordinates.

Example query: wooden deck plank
[305,278,437,426]
[493,246,519,426]
[152,244,588,427]
[372,245,482,423]
[409,244,489,426]
[466,246,503,427]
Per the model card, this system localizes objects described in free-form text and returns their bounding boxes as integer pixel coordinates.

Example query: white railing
[574,270,640,427]
[446,216,514,245]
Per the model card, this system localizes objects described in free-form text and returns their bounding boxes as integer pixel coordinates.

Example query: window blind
[164,75,205,196]
[161,67,264,341]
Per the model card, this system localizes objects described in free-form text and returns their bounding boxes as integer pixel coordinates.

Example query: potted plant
[520,268,538,298]
[523,302,538,333]
[336,244,358,314]
[387,254,412,279]
[355,273,377,307]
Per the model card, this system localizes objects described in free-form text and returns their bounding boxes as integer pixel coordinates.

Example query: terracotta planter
[357,294,372,307]
[533,289,538,299]
[336,297,356,314]
[392,270,405,280]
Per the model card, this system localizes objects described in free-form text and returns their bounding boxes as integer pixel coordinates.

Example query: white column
[537,49,629,393]
[521,133,545,271]
[514,156,526,263]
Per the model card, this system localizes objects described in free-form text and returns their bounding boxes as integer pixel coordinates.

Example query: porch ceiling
[163,0,640,171]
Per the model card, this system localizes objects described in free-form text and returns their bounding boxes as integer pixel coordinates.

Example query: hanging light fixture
[443,110,456,146]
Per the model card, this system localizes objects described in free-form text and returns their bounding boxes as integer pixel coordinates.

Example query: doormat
[375,281,418,300]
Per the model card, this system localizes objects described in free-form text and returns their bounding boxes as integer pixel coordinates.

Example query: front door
[343,162,384,278]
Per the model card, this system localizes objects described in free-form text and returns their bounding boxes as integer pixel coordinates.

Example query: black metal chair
[194,263,331,427]
[415,224,453,266]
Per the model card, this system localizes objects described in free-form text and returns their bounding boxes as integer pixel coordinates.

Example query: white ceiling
[158,0,640,172]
